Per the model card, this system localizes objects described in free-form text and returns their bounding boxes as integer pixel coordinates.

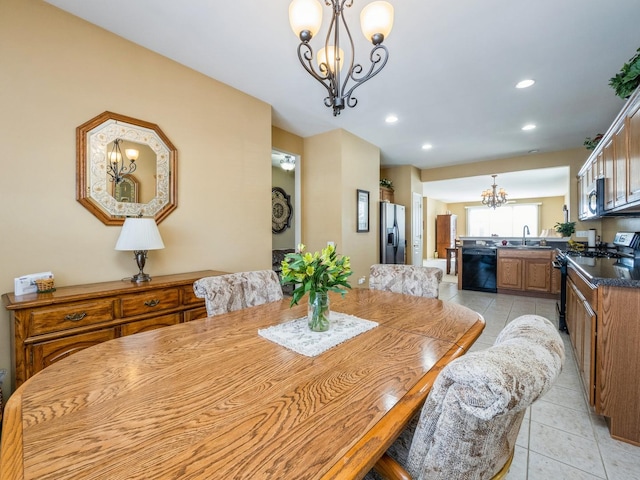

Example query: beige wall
[0,0,273,395]
[272,127,304,157]
[303,130,380,287]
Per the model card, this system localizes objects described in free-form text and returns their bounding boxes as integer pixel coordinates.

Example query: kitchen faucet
[522,225,530,246]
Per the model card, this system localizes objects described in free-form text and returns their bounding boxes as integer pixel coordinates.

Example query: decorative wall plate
[272,187,292,233]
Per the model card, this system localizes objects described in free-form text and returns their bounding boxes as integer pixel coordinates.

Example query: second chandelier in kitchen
[481,174,508,209]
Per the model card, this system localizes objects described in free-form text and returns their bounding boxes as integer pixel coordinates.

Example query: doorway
[412,192,423,266]
[271,150,301,250]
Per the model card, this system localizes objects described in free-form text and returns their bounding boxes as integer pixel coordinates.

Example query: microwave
[583,179,601,219]
[589,177,638,218]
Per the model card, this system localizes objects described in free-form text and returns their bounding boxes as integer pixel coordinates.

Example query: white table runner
[258,312,378,357]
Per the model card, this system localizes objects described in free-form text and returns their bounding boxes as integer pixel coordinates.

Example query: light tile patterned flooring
[434,272,640,480]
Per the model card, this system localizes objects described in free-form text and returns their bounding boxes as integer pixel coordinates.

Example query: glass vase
[308,291,331,332]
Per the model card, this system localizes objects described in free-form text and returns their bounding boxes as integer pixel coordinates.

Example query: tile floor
[435,277,640,480]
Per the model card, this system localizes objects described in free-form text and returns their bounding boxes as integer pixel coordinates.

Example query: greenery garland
[609,47,640,99]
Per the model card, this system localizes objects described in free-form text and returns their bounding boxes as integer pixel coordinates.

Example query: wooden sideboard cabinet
[2,270,225,389]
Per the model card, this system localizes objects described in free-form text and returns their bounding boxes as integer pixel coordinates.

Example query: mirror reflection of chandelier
[481,174,508,209]
[107,138,138,184]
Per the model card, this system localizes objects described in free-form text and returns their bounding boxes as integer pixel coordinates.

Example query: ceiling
[45,0,639,201]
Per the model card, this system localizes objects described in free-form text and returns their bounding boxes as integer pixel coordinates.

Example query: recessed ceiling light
[516,79,535,89]
[522,124,536,131]
[422,144,433,150]
[385,114,398,124]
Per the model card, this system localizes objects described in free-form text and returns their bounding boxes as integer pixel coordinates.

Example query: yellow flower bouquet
[281,244,352,331]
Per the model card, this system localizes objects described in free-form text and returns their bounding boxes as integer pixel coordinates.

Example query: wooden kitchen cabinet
[613,121,627,208]
[566,268,597,405]
[603,138,615,211]
[565,263,640,445]
[497,249,557,296]
[580,84,640,215]
[436,214,457,259]
[380,186,394,203]
[3,270,225,388]
[523,257,552,292]
[627,99,640,204]
[496,257,522,290]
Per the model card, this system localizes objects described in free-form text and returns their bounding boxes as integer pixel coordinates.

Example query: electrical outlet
[327,241,335,247]
[358,276,366,285]
[575,230,588,237]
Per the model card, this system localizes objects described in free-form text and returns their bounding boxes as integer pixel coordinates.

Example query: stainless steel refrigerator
[380,202,406,264]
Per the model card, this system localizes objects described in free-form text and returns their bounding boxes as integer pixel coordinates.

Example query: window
[467,204,539,237]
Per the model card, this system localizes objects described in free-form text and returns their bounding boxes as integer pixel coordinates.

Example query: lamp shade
[125,148,139,161]
[115,217,165,251]
[317,45,345,73]
[360,1,394,42]
[289,0,323,38]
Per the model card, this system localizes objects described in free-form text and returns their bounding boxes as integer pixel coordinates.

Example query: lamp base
[129,250,152,282]
[130,272,152,283]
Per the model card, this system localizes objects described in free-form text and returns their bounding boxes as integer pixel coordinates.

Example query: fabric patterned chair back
[193,270,283,316]
[369,264,443,299]
[368,314,565,480]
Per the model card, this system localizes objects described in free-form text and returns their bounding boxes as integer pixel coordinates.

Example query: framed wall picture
[357,189,370,232]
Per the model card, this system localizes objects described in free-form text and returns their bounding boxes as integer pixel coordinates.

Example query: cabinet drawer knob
[64,312,87,322]
[144,299,160,307]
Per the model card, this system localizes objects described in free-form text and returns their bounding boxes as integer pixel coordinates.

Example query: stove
[553,232,640,333]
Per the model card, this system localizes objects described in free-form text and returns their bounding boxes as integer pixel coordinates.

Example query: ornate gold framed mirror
[76,111,177,225]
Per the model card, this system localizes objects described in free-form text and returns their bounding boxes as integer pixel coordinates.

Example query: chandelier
[481,175,508,209]
[280,155,296,171]
[107,138,138,184]
[288,0,394,116]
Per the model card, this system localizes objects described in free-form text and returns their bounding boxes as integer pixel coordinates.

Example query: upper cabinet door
[627,101,640,204]
[613,121,627,208]
[603,138,615,211]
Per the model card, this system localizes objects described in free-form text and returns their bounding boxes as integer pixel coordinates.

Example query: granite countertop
[568,256,640,288]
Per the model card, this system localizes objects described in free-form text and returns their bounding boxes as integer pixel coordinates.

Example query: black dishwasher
[461,247,497,293]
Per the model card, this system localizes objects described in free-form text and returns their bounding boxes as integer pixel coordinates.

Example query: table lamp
[115,217,165,282]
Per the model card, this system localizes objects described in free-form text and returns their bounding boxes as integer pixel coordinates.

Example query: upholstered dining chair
[366,314,565,480]
[369,264,443,299]
[193,270,283,316]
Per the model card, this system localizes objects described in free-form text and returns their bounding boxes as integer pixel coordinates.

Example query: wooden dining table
[0,288,484,480]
